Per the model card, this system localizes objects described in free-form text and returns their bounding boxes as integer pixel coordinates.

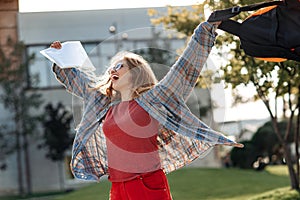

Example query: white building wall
[18,7,166,44]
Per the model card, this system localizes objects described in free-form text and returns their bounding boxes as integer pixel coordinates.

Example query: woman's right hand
[50,41,62,49]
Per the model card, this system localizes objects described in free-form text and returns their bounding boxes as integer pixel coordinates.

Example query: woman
[50,20,243,200]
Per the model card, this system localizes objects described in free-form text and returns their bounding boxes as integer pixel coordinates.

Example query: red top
[102,100,161,182]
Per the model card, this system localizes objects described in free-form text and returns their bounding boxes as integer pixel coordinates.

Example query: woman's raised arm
[157,22,219,100]
[50,41,97,99]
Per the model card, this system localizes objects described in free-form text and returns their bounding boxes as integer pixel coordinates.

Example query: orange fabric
[246,5,278,19]
[256,57,287,62]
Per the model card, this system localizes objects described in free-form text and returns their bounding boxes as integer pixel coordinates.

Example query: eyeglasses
[111,63,123,72]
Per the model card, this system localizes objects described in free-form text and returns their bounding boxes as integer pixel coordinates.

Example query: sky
[19,0,203,12]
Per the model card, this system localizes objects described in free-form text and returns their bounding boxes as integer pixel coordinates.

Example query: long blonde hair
[95,51,158,99]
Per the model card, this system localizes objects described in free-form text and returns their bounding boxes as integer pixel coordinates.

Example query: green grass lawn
[1,166,299,200]
[52,165,299,200]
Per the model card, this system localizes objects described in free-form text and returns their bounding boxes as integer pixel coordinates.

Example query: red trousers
[109,169,172,200]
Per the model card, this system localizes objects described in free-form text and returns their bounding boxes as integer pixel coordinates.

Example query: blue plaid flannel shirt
[52,22,237,181]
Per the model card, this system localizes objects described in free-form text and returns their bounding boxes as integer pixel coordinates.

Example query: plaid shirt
[52,22,237,181]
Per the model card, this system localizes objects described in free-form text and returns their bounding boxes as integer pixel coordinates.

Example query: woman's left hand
[227,142,244,148]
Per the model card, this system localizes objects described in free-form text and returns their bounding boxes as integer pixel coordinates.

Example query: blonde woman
[50,20,243,200]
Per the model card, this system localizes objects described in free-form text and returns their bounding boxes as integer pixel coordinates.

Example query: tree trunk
[271,117,299,190]
[296,98,300,182]
[282,98,287,119]
[24,133,32,194]
[16,129,24,196]
[58,161,65,191]
[15,102,24,196]
[283,143,299,190]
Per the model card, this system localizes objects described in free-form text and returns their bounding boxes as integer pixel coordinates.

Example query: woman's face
[109,61,132,92]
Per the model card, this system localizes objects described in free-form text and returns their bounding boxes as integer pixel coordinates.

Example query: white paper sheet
[40,41,95,71]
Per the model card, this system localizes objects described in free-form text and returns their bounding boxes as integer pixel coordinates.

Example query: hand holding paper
[40,41,95,71]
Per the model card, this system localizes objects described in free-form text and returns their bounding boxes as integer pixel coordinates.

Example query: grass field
[1,165,299,200]
[52,165,299,200]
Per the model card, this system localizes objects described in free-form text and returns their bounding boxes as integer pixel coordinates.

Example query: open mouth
[111,74,119,81]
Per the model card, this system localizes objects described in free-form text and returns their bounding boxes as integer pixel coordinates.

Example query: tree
[0,125,14,171]
[231,121,295,169]
[41,102,74,191]
[0,37,43,195]
[149,1,300,189]
[252,121,294,164]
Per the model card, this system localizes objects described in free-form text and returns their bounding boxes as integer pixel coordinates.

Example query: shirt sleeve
[52,64,96,99]
[157,22,217,100]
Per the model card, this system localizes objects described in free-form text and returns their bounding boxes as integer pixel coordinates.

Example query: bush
[231,141,260,169]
